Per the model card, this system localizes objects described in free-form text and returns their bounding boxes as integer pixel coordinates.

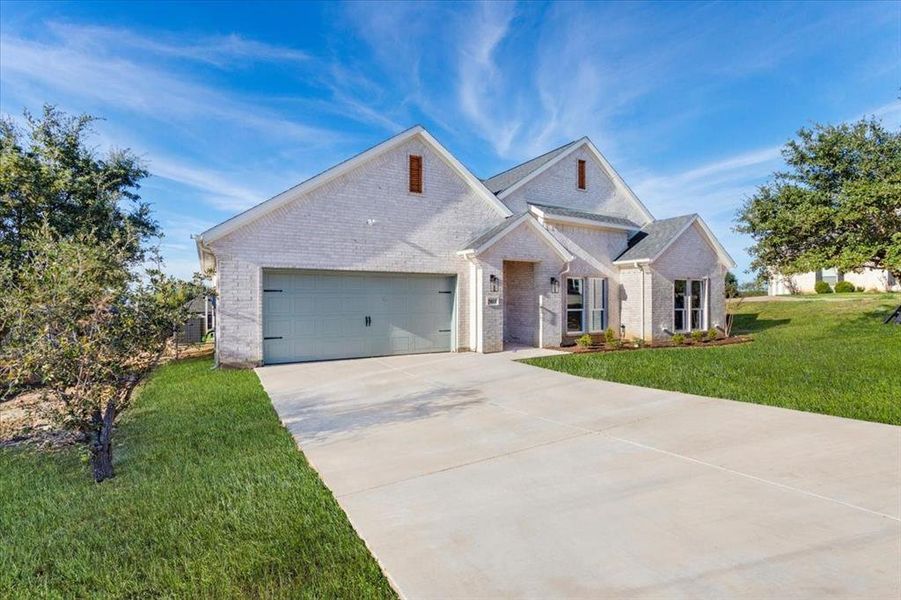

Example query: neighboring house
[195,126,735,367]
[768,267,900,295]
[176,295,215,344]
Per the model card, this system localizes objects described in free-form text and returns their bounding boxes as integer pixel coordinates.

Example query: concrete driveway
[257,349,901,598]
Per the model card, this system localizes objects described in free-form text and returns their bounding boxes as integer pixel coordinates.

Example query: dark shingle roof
[615,214,697,263]
[529,203,640,229]
[460,218,519,251]
[481,140,582,194]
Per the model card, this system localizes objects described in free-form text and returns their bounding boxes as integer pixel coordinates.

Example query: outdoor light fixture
[550,277,559,293]
[489,274,499,292]
[620,324,626,337]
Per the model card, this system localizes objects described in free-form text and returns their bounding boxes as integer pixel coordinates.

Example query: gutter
[634,261,646,340]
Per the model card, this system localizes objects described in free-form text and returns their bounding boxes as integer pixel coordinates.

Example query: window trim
[566,277,585,334]
[673,278,707,332]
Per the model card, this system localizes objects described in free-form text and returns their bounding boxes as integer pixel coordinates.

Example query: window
[566,278,584,333]
[577,159,586,190]
[674,279,706,332]
[820,267,838,285]
[409,154,423,193]
[588,278,607,332]
[674,280,686,331]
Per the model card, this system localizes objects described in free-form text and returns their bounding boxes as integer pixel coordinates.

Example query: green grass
[525,294,901,425]
[0,358,395,599]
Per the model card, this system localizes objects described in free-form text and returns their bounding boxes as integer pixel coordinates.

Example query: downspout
[634,261,646,340]
[192,235,219,368]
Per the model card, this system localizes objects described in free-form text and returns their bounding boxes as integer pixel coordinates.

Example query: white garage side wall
[842,269,900,292]
[501,145,649,225]
[476,221,567,352]
[209,138,505,366]
[649,223,727,340]
[549,224,630,340]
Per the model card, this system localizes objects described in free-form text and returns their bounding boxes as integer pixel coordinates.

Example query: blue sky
[1,1,898,281]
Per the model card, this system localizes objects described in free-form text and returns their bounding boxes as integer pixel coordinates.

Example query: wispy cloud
[148,158,265,212]
[0,27,334,144]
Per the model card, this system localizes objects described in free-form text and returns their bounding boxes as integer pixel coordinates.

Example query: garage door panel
[263,270,455,364]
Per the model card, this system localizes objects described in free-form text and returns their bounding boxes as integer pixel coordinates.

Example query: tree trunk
[90,400,116,482]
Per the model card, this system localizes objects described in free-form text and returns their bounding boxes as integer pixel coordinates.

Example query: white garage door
[262,270,456,364]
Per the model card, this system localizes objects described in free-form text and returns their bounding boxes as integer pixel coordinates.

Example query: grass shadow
[732,313,791,334]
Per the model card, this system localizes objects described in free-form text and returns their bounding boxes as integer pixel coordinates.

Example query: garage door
[262,270,456,364]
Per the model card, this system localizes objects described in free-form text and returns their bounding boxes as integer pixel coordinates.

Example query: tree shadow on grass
[732,313,791,334]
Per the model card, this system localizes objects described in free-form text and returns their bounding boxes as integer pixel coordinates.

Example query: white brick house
[196,126,735,367]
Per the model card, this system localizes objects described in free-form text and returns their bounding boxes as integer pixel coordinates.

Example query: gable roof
[613,214,736,268]
[482,138,655,225]
[458,213,574,263]
[481,140,581,194]
[528,202,640,231]
[197,125,512,245]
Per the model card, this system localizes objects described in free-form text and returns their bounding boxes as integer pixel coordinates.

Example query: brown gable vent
[409,154,423,193]
[577,159,586,190]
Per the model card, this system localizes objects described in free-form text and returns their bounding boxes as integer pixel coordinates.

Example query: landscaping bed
[0,357,394,598]
[563,334,753,354]
[524,294,901,425]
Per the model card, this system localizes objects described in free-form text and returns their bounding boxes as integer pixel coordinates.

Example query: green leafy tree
[0,105,158,270]
[736,117,901,280]
[0,225,202,481]
[724,271,739,298]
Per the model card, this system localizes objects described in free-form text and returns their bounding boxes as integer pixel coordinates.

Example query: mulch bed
[558,334,753,354]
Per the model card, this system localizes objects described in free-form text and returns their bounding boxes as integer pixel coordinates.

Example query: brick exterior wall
[476,220,566,352]
[208,137,505,366]
[549,224,629,340]
[503,261,538,345]
[501,145,650,226]
[648,222,727,340]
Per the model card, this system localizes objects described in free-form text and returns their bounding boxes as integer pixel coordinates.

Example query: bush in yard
[671,333,685,345]
[815,281,833,294]
[707,328,718,341]
[0,226,202,481]
[633,337,646,348]
[856,285,866,292]
[604,327,616,344]
[834,281,855,293]
[576,333,593,348]
[690,330,705,343]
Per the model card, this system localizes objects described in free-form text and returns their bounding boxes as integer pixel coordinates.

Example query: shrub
[834,281,855,293]
[856,285,866,292]
[707,328,718,341]
[604,328,616,344]
[576,333,593,348]
[671,333,685,345]
[815,281,833,294]
[633,337,646,348]
[607,339,622,350]
[690,330,705,343]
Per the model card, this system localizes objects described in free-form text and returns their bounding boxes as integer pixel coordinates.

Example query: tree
[724,271,739,298]
[0,225,201,481]
[0,105,158,270]
[736,117,901,281]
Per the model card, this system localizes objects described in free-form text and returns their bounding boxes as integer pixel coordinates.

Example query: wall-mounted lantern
[489,274,499,293]
[550,277,559,293]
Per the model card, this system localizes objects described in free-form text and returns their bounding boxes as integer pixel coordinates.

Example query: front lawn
[524,294,901,425]
[0,358,394,598]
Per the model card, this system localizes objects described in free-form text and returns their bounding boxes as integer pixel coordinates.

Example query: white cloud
[0,29,335,144]
[148,158,264,212]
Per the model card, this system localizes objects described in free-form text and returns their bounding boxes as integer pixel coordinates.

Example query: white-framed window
[674,278,707,332]
[588,277,607,332]
[566,277,585,334]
